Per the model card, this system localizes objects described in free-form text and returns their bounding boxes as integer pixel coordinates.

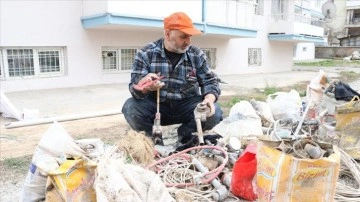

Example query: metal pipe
[195,118,204,145]
[192,157,228,201]
[4,109,122,129]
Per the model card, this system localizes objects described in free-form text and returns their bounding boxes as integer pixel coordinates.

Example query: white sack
[20,122,85,202]
[95,150,175,202]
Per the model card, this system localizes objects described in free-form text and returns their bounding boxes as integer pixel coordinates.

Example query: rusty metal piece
[276,141,293,153]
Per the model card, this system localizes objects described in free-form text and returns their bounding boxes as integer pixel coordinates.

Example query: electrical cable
[147,145,229,200]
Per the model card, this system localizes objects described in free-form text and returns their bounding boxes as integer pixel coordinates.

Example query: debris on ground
[18,70,360,201]
[343,50,360,60]
[0,89,23,121]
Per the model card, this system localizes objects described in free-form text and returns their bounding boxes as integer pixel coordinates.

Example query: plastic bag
[213,101,263,138]
[231,142,257,201]
[266,90,302,123]
[250,99,275,124]
[47,158,97,201]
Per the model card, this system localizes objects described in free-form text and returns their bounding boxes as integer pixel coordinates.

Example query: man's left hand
[202,94,216,117]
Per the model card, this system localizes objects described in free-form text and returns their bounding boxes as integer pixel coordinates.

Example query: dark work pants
[121,95,223,142]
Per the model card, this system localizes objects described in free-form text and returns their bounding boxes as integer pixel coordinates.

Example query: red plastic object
[231,143,257,201]
[133,75,164,91]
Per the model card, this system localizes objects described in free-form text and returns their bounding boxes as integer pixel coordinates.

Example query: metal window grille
[255,0,264,15]
[271,0,288,14]
[0,47,65,79]
[102,50,118,71]
[201,48,217,69]
[38,50,61,73]
[248,48,262,66]
[7,49,35,77]
[121,49,137,71]
[102,48,138,72]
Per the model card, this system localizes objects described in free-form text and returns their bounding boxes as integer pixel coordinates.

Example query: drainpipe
[202,0,207,33]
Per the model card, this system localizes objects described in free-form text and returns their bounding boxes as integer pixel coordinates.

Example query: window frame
[201,48,217,70]
[102,49,119,72]
[102,47,139,73]
[0,47,66,80]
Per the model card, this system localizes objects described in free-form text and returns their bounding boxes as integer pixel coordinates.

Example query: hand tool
[152,87,164,145]
[133,75,164,91]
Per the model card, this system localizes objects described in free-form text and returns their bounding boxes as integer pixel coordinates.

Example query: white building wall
[1,0,299,92]
[293,43,315,60]
[107,0,203,22]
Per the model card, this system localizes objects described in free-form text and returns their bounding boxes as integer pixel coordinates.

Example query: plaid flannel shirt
[129,38,221,102]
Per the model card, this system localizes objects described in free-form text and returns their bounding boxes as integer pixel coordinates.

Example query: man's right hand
[135,73,165,93]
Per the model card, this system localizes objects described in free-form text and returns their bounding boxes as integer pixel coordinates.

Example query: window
[0,47,65,79]
[201,48,217,69]
[271,0,288,14]
[248,48,262,66]
[121,49,137,71]
[102,50,117,71]
[102,48,138,72]
[255,0,264,15]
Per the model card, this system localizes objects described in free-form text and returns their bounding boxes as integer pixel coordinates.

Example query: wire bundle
[147,145,229,201]
[334,148,360,201]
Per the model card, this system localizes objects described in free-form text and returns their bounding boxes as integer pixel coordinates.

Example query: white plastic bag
[213,100,263,138]
[266,90,302,123]
[250,99,275,124]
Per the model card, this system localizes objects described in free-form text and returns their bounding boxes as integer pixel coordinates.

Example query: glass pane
[38,50,61,73]
[7,49,35,77]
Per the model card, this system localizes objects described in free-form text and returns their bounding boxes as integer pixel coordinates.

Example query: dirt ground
[0,67,359,201]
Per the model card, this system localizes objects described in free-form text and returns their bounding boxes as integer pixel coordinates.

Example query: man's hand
[147,80,165,91]
[202,94,216,117]
[134,73,165,93]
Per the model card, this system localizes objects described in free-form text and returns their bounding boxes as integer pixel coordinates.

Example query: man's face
[165,29,191,53]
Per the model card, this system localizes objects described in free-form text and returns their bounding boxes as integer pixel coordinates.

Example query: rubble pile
[19,70,359,202]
